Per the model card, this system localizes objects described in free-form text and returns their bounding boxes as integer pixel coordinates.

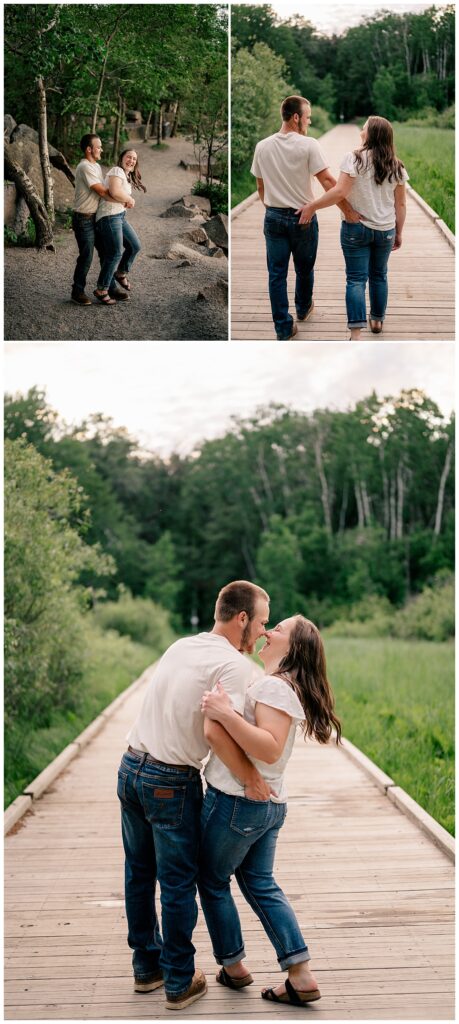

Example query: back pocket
[230,797,270,837]
[141,781,186,829]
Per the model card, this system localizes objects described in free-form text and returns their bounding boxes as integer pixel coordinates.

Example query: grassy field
[4,625,158,808]
[325,636,455,835]
[393,124,454,232]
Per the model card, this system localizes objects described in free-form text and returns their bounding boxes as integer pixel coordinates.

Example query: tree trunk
[338,480,348,533]
[112,93,124,162]
[156,103,163,145]
[170,102,180,138]
[36,75,54,223]
[314,436,332,534]
[361,480,372,525]
[4,146,54,250]
[250,486,269,531]
[396,461,404,539]
[434,442,452,535]
[144,108,153,142]
[354,480,365,529]
[389,475,397,540]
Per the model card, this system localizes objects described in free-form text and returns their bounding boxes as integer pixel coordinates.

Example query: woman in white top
[94,149,146,305]
[199,614,341,1008]
[297,115,409,339]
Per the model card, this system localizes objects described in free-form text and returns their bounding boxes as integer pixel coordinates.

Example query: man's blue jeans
[117,749,203,997]
[96,213,141,291]
[340,221,396,328]
[198,785,310,970]
[72,212,102,293]
[264,207,319,340]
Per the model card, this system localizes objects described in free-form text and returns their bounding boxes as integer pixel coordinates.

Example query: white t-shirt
[205,674,304,803]
[96,166,131,221]
[251,132,328,208]
[127,633,257,769]
[73,159,104,214]
[340,151,409,230]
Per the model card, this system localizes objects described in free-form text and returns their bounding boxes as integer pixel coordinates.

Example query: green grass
[325,636,455,835]
[393,124,455,232]
[4,624,159,808]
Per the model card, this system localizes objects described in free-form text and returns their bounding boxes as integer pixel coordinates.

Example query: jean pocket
[230,796,270,837]
[141,780,186,829]
[117,769,128,803]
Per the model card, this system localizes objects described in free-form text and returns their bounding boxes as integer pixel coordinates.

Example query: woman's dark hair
[276,616,341,745]
[354,115,405,186]
[118,149,147,192]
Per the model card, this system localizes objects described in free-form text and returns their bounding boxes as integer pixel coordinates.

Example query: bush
[403,104,455,129]
[4,217,36,246]
[192,179,228,214]
[393,574,454,642]
[309,105,333,135]
[93,591,176,650]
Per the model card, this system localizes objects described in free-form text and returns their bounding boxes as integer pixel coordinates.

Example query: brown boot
[134,970,164,993]
[165,968,207,1010]
[71,290,92,306]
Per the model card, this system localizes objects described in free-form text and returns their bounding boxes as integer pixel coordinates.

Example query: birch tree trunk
[315,436,332,534]
[338,480,349,533]
[354,480,365,529]
[144,109,153,142]
[36,75,54,223]
[396,462,405,539]
[434,443,452,535]
[156,103,164,145]
[4,146,54,250]
[170,102,180,138]
[361,480,372,525]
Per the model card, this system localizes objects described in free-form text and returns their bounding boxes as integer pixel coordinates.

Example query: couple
[117,580,341,1010]
[71,133,145,307]
[252,95,409,340]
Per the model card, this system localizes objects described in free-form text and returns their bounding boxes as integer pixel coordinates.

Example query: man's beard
[240,619,254,653]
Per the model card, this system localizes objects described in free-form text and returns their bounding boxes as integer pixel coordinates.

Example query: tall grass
[393,124,455,232]
[325,637,455,834]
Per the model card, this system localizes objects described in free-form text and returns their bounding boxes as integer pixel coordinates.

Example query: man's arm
[204,717,271,801]
[90,182,111,200]
[90,181,135,208]
[256,177,265,205]
[315,167,359,222]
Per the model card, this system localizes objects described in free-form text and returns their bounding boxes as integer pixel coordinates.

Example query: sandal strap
[261,987,282,1003]
[285,979,304,1006]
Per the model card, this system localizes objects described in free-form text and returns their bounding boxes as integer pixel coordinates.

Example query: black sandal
[93,290,116,305]
[216,967,253,989]
[115,273,131,291]
[261,978,321,1005]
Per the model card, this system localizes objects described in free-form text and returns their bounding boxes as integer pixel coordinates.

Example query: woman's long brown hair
[276,616,341,745]
[118,149,147,192]
[354,115,405,186]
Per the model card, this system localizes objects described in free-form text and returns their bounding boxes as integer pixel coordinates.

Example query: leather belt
[127,745,198,773]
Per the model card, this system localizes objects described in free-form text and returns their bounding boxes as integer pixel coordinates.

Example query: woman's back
[340,150,409,230]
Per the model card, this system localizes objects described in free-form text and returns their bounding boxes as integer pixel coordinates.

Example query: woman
[94,149,146,305]
[198,614,341,1007]
[298,116,408,339]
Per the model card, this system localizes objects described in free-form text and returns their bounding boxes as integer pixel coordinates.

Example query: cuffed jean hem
[347,320,367,330]
[369,312,386,322]
[278,949,311,970]
[219,948,246,967]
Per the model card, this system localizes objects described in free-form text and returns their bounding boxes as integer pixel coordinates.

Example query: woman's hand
[296,203,316,225]
[200,681,233,722]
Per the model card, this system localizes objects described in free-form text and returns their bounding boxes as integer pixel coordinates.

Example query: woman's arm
[203,718,271,800]
[297,171,354,225]
[202,684,291,764]
[393,183,406,250]
[106,173,135,206]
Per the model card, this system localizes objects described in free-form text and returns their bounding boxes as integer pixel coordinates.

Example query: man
[71,133,133,306]
[118,580,271,1011]
[251,95,360,340]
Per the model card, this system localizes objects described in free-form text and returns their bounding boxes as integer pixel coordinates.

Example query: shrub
[93,591,176,650]
[192,179,228,214]
[393,574,454,642]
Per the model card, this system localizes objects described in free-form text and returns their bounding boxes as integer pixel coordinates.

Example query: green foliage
[393,574,454,642]
[393,124,455,231]
[231,42,291,167]
[326,637,455,834]
[93,591,176,650]
[144,531,183,615]
[4,218,36,247]
[192,180,228,214]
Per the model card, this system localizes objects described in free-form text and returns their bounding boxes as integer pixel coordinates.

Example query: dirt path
[5,135,228,341]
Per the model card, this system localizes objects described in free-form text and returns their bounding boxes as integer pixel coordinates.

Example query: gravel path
[4,135,228,341]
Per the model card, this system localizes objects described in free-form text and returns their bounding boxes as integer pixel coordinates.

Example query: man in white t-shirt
[117,580,271,1011]
[71,133,134,306]
[251,95,360,340]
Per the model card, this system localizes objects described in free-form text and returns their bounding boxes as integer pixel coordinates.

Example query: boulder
[179,160,201,172]
[166,242,214,264]
[7,138,75,212]
[4,183,17,227]
[126,110,143,124]
[197,279,228,305]
[4,114,16,141]
[205,213,228,250]
[160,202,195,220]
[189,214,207,226]
[180,193,212,215]
[184,227,208,245]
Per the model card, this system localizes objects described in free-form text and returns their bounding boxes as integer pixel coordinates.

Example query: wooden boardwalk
[5,669,454,1020]
[231,125,455,341]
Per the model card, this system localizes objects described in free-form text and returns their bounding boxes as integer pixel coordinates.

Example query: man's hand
[296,203,315,225]
[201,681,233,722]
[392,231,402,250]
[244,767,272,801]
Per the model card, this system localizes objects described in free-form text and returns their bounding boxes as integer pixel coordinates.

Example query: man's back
[127,632,255,768]
[251,132,327,208]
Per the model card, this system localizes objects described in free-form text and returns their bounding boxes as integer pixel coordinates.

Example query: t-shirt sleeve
[400,165,409,183]
[308,139,328,176]
[340,151,357,177]
[250,676,304,723]
[215,658,254,715]
[107,166,126,181]
[251,143,261,178]
[80,162,103,189]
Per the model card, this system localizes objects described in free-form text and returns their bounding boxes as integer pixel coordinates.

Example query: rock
[160,203,195,220]
[179,160,201,172]
[126,110,143,124]
[205,213,228,250]
[4,115,16,141]
[4,183,17,227]
[176,260,191,268]
[197,279,228,305]
[7,138,75,212]
[166,242,214,264]
[189,214,207,226]
[11,124,62,161]
[209,247,226,259]
[184,227,208,245]
[180,193,212,215]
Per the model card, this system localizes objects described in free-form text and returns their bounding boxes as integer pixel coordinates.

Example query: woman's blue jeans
[264,208,319,340]
[198,784,310,970]
[340,221,396,328]
[96,212,141,291]
[117,750,203,997]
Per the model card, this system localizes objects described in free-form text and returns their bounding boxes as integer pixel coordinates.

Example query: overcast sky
[4,341,454,457]
[266,1,450,35]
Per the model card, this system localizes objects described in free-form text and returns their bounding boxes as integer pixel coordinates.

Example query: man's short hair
[281,96,310,121]
[80,133,100,154]
[215,580,269,622]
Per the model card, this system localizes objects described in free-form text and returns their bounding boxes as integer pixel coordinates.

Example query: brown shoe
[71,290,92,306]
[165,968,207,1010]
[369,318,383,334]
[298,300,314,322]
[287,322,298,339]
[134,970,164,993]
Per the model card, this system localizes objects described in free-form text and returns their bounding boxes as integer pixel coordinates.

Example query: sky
[4,341,454,458]
[266,1,450,34]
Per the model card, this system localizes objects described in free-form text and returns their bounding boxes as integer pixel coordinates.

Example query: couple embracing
[117,580,341,1010]
[71,133,145,307]
[252,95,409,340]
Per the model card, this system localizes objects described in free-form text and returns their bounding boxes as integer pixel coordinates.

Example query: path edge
[232,191,259,220]
[340,736,455,863]
[4,663,155,836]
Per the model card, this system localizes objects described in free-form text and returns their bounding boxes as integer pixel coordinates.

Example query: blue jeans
[264,207,318,340]
[72,212,102,293]
[117,750,203,997]
[96,213,141,291]
[340,221,396,328]
[198,785,310,970]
